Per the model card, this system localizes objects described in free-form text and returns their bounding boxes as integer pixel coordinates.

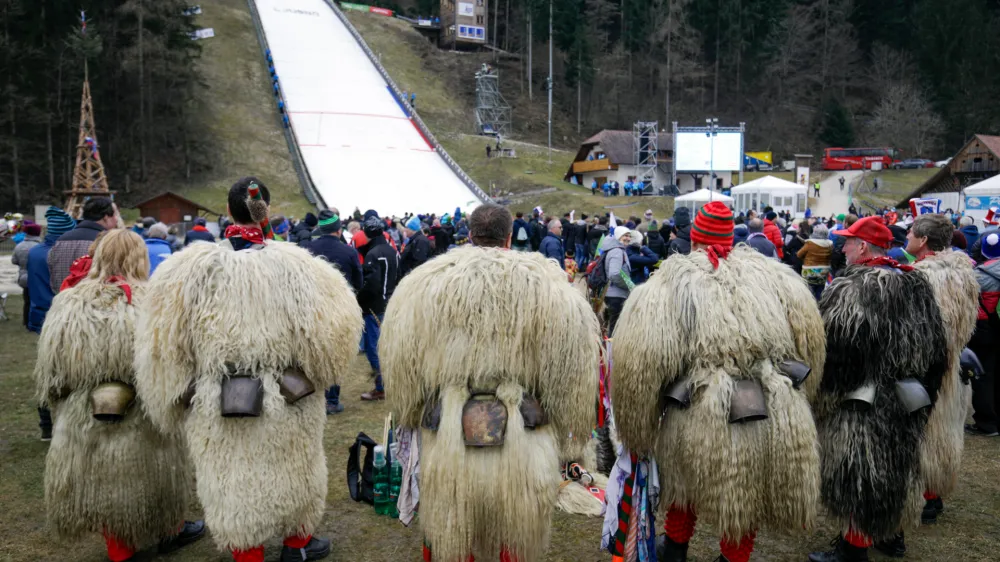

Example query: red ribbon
[857,256,914,272]
[705,244,733,270]
[105,276,132,304]
[224,225,265,245]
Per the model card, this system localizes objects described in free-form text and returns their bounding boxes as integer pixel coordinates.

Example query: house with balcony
[564,129,675,193]
[897,134,1000,208]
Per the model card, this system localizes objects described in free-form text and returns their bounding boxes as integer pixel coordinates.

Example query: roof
[731,175,806,193]
[896,134,1000,206]
[132,191,222,217]
[675,188,733,203]
[564,129,673,180]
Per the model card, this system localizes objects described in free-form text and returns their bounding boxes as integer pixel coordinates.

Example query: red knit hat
[691,202,734,247]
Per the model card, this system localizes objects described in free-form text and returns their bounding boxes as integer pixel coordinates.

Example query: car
[935,157,953,168]
[893,158,935,169]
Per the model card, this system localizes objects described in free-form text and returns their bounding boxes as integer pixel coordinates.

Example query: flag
[908,198,940,217]
[986,207,999,226]
[609,212,617,229]
[80,11,86,35]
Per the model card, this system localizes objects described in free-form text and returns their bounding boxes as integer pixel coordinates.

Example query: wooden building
[133,191,221,225]
[897,134,1000,207]
[564,129,682,192]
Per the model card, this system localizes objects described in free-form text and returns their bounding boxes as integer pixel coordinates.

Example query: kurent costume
[35,276,197,561]
[911,251,977,515]
[381,246,600,562]
[811,240,949,559]
[135,225,362,562]
[611,202,826,562]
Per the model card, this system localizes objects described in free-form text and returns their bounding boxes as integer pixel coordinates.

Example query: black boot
[873,532,906,558]
[158,520,206,553]
[808,536,869,562]
[280,536,331,562]
[655,534,689,562]
[922,497,944,524]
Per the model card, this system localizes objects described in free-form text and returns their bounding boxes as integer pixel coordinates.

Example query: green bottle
[388,456,402,518]
[373,445,392,516]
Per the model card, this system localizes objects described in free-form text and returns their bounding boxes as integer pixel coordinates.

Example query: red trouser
[422,544,518,561]
[663,504,756,562]
[103,532,135,562]
[232,535,312,562]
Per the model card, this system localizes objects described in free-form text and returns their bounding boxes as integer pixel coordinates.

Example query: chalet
[564,130,675,193]
[897,134,1000,207]
[133,191,222,225]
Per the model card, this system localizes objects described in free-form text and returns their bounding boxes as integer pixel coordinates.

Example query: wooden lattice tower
[64,63,112,218]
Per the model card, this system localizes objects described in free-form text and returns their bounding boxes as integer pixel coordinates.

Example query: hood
[807,238,834,248]
[961,225,979,236]
[675,224,691,241]
[600,236,624,252]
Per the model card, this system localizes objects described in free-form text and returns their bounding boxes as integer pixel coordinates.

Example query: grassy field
[2,293,1000,561]
[173,0,313,220]
[852,168,938,211]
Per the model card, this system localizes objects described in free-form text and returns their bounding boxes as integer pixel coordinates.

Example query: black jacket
[783,234,806,274]
[184,228,216,246]
[667,226,691,257]
[289,222,314,247]
[646,230,667,259]
[430,225,453,255]
[400,232,432,278]
[529,218,546,251]
[587,225,608,257]
[562,219,576,250]
[357,236,399,316]
[306,235,363,292]
[574,222,589,246]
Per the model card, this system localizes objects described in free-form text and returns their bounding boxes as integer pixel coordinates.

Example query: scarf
[857,256,914,272]
[224,225,265,245]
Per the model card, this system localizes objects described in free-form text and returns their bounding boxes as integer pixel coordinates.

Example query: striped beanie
[44,206,76,239]
[691,201,734,248]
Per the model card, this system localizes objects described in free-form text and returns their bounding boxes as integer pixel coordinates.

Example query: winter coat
[27,235,57,333]
[48,220,106,294]
[184,226,215,246]
[783,234,806,274]
[145,238,173,277]
[288,222,314,247]
[11,234,41,287]
[746,232,777,258]
[830,235,849,276]
[306,235,364,292]
[574,220,589,246]
[512,218,532,248]
[667,226,691,257]
[587,225,609,257]
[601,236,631,299]
[166,234,183,253]
[961,225,980,250]
[975,258,1000,320]
[529,219,546,251]
[646,230,667,259]
[357,235,399,316]
[562,220,576,250]
[797,239,833,268]
[763,219,784,259]
[626,244,659,284]
[400,232,432,278]
[538,233,565,269]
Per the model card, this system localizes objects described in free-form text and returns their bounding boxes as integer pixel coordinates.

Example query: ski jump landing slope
[254,0,484,216]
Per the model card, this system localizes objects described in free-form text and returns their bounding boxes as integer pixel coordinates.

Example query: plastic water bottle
[373,445,392,516]
[388,456,402,518]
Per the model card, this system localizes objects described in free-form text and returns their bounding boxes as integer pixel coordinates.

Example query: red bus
[822,147,899,170]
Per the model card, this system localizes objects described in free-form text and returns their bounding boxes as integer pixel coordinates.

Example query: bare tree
[866,82,944,157]
[867,42,916,93]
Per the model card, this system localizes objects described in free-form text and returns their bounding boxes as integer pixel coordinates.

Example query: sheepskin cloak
[381,246,600,562]
[35,280,190,548]
[816,264,949,540]
[611,246,826,541]
[912,250,978,498]
[134,240,362,551]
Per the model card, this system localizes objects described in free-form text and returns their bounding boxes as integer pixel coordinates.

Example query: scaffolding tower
[634,121,658,192]
[64,63,113,219]
[475,65,511,137]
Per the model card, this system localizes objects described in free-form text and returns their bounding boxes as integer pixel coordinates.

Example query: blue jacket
[626,245,658,284]
[512,218,531,247]
[539,233,565,269]
[746,232,777,258]
[307,234,363,292]
[961,225,980,249]
[145,238,173,276]
[26,235,57,333]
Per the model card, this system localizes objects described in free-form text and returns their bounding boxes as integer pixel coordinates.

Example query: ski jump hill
[248,0,488,217]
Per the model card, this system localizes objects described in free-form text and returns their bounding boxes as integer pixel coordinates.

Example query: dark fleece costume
[816,264,949,540]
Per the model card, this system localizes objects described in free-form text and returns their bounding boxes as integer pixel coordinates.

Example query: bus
[822,147,899,170]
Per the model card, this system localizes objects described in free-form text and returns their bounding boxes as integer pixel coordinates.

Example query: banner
[458,2,475,16]
[370,6,393,16]
[457,24,485,40]
[341,2,369,11]
[796,166,810,189]
[909,198,941,216]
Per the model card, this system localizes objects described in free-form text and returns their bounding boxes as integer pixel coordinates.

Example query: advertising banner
[458,2,475,16]
[369,6,393,16]
[796,166,810,189]
[341,2,369,11]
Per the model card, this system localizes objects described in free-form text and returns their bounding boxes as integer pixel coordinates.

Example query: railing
[245,0,329,211]
[323,0,493,204]
[572,159,617,174]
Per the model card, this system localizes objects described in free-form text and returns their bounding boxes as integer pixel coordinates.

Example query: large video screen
[674,131,743,171]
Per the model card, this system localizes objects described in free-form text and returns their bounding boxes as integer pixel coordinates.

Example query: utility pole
[547,0,553,163]
[707,117,718,201]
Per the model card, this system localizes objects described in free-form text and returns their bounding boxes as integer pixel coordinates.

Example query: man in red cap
[809,216,950,561]
[613,201,826,562]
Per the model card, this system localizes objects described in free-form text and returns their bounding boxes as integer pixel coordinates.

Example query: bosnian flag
[909,198,941,217]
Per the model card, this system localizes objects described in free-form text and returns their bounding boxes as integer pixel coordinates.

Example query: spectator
[637,209,655,235]
[345,220,361,246]
[588,215,609,258]
[565,248,578,283]
[830,214,859,276]
[288,212,317,247]
[734,219,749,246]
[952,229,968,252]
[358,214,399,402]
[783,221,811,274]
[270,215,290,242]
[512,211,531,251]
[486,145,492,158]
[529,211,546,251]
[538,219,565,269]
[184,217,216,246]
[746,218,777,258]
[591,178,597,195]
[145,222,173,276]
[26,206,76,441]
[48,197,118,293]
[602,226,633,335]
[574,214,590,269]
[646,220,667,258]
[967,231,1000,437]
[763,211,785,259]
[306,210,363,293]
[166,225,184,252]
[11,222,42,327]
[886,224,911,263]
[626,230,659,285]
[399,215,431,278]
[430,218,453,255]
[667,207,692,257]
[561,213,575,253]
[797,223,833,300]
[960,215,980,249]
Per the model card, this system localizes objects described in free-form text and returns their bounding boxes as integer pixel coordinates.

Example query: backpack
[516,226,529,242]
[586,251,610,292]
[347,432,378,504]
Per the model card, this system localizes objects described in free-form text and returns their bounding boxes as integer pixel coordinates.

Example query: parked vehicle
[822,147,899,170]
[935,157,953,168]
[892,158,935,169]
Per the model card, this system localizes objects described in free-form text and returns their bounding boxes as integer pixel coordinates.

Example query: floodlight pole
[707,117,718,201]
[547,0,553,164]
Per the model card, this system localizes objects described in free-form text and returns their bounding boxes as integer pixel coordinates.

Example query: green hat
[836,213,846,222]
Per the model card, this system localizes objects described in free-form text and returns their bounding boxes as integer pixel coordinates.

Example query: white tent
[674,188,733,215]
[962,174,1000,224]
[730,175,807,217]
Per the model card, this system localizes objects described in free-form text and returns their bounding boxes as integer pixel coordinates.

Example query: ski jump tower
[474,64,511,136]
[634,121,658,193]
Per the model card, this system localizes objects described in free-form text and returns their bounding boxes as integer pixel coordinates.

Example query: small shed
[133,191,221,225]
[674,188,733,216]
[731,175,808,217]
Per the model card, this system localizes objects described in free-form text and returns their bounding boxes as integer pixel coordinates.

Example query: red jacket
[764,219,784,259]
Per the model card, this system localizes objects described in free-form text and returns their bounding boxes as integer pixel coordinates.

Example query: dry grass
[2,292,1000,561]
[852,168,939,211]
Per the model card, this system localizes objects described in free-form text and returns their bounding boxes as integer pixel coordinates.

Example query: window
[477,0,484,6]
[476,15,483,25]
